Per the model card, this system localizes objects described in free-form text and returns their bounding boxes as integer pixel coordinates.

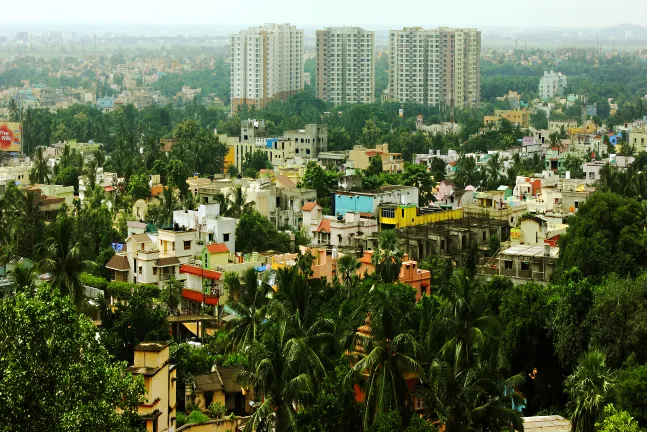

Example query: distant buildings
[539,71,567,100]
[386,27,481,108]
[229,24,304,111]
[316,27,375,104]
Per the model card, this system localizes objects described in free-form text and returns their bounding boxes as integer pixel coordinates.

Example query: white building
[230,23,304,111]
[316,27,375,105]
[387,27,480,108]
[173,204,237,253]
[539,71,567,100]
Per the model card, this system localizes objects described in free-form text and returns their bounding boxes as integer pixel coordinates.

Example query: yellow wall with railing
[379,206,464,229]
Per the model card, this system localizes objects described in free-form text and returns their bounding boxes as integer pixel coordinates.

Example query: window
[184,241,191,250]
[224,233,230,242]
[381,208,395,218]
[574,201,579,209]
[520,261,530,271]
[402,209,405,217]
[504,260,513,270]
[483,231,486,241]
[153,267,157,275]
[138,266,142,274]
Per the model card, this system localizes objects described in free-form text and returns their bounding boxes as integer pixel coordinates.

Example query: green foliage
[401,163,435,206]
[106,281,160,300]
[242,150,271,178]
[617,363,647,427]
[235,209,290,253]
[98,292,170,362]
[79,272,109,290]
[161,275,183,315]
[187,410,211,424]
[208,401,227,419]
[596,404,641,432]
[300,161,340,212]
[558,192,647,280]
[127,173,151,200]
[0,289,144,430]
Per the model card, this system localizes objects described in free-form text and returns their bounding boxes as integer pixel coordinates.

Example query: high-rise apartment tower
[387,27,481,109]
[230,23,304,111]
[316,27,375,105]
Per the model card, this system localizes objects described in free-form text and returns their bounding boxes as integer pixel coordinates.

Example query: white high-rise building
[539,71,567,100]
[316,27,375,105]
[387,27,481,109]
[230,24,304,111]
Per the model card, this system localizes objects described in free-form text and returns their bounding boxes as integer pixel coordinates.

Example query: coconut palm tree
[159,186,180,227]
[455,155,480,189]
[345,284,423,429]
[225,268,271,352]
[371,230,404,283]
[337,253,361,293]
[8,263,37,295]
[84,157,98,190]
[41,217,89,306]
[419,342,524,432]
[565,350,616,432]
[226,185,254,218]
[237,320,327,432]
[213,192,230,217]
[486,153,503,189]
[29,147,50,185]
[8,98,19,122]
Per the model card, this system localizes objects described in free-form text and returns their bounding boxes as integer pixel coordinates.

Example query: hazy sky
[4,0,646,30]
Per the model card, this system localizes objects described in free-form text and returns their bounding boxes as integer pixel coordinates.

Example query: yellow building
[348,144,404,173]
[378,204,464,230]
[189,365,253,415]
[224,147,235,172]
[202,243,230,269]
[127,342,177,432]
[568,120,597,135]
[493,108,530,128]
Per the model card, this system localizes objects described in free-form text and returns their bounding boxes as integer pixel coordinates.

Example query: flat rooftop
[523,415,570,432]
[503,245,559,258]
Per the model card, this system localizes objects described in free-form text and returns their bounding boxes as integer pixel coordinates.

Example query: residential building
[387,27,480,108]
[379,204,464,230]
[302,206,379,248]
[230,24,304,111]
[493,108,530,128]
[415,116,461,135]
[126,342,177,432]
[583,160,605,185]
[548,119,578,134]
[629,125,647,153]
[283,124,328,159]
[188,365,253,415]
[271,246,337,281]
[332,185,419,217]
[275,178,317,229]
[539,71,567,100]
[33,184,74,209]
[358,251,431,300]
[316,27,375,104]
[348,144,404,173]
[173,204,237,253]
[478,244,558,285]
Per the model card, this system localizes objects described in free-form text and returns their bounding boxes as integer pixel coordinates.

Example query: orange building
[358,251,431,300]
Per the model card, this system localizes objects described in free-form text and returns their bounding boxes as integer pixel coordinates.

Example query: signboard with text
[0,122,22,153]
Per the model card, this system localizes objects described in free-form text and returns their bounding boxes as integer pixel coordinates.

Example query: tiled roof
[276,175,296,189]
[151,184,163,197]
[106,254,130,271]
[130,233,152,243]
[315,219,331,234]
[180,264,222,280]
[155,256,181,267]
[302,202,319,212]
[206,243,229,254]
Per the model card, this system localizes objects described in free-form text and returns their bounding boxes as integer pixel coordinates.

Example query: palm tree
[271,267,335,345]
[565,350,616,432]
[160,186,179,227]
[345,285,423,429]
[93,148,106,167]
[41,217,89,306]
[337,253,361,293]
[8,98,19,122]
[237,321,326,432]
[371,230,404,283]
[30,147,50,185]
[455,155,479,189]
[225,268,271,352]
[419,342,524,432]
[226,185,254,218]
[486,153,503,189]
[432,270,500,367]
[8,263,37,295]
[213,192,230,216]
[84,157,98,190]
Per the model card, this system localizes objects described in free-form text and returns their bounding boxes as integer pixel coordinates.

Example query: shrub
[187,410,211,424]
[79,273,109,290]
[106,281,160,300]
[208,401,226,419]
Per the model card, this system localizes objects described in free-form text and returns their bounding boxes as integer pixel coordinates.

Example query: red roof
[206,243,229,254]
[365,151,378,157]
[180,264,222,280]
[182,288,219,305]
[151,184,164,197]
[302,202,319,212]
[104,186,115,192]
[315,219,331,234]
